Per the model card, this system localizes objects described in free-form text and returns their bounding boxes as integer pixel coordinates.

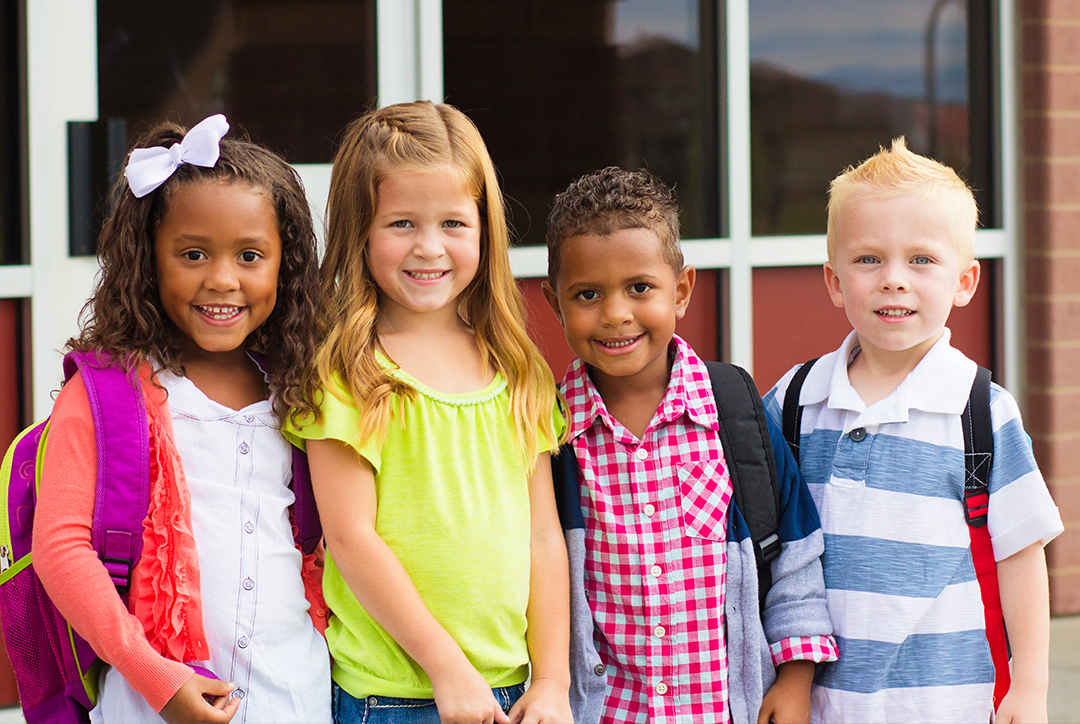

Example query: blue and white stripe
[764,329,1063,723]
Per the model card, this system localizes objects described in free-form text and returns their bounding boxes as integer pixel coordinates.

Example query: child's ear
[541,280,564,328]
[953,259,981,308]
[824,262,845,309]
[674,265,696,320]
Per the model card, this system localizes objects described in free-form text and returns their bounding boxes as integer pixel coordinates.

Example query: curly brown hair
[68,120,322,424]
[545,166,683,283]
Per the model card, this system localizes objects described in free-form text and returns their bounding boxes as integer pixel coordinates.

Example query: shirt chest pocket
[677,460,731,542]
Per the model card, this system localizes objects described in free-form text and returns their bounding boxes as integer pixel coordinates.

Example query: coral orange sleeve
[32,372,193,713]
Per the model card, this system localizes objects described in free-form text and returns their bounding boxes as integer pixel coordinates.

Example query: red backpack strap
[63,350,150,600]
[961,365,1009,709]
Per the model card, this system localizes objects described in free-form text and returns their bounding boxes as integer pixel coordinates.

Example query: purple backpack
[0,350,321,723]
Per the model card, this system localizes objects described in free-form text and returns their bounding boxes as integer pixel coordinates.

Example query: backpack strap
[962,366,1009,709]
[705,361,781,610]
[64,351,150,599]
[243,349,323,554]
[781,358,819,464]
[551,442,585,532]
[290,451,322,555]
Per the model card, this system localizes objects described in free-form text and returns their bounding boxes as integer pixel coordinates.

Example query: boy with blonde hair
[765,138,1063,723]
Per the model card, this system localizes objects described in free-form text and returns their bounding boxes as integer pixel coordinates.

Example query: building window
[1,1,23,265]
[444,0,721,245]
[749,0,998,235]
[96,0,376,164]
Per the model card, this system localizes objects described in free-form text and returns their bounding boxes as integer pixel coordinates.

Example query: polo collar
[798,328,977,426]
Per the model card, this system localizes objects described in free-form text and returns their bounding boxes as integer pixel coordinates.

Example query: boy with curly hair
[544,166,838,724]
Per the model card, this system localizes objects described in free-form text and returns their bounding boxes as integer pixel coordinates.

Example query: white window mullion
[377,0,443,107]
[725,0,754,371]
[26,0,99,418]
[998,0,1020,394]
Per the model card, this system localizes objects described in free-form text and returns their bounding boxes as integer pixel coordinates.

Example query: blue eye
[444,219,464,228]
[912,256,932,265]
[856,256,878,264]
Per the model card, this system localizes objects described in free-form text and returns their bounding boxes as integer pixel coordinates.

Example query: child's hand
[431,665,510,724]
[995,683,1048,724]
[757,660,813,724]
[506,677,572,724]
[160,673,240,724]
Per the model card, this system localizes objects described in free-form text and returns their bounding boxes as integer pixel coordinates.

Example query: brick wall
[1022,0,1080,614]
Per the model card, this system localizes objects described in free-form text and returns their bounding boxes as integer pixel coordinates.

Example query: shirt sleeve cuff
[769,635,839,667]
[116,641,195,712]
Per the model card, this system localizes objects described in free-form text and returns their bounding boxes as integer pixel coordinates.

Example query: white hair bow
[124,114,231,198]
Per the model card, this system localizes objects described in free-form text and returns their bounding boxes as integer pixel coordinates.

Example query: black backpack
[553,361,783,610]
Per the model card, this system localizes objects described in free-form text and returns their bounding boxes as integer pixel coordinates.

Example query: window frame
[499,0,1019,389]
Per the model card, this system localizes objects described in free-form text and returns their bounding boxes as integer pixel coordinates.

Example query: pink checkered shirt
[562,336,834,723]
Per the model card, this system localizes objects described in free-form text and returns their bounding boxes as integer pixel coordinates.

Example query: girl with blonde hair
[286,101,571,724]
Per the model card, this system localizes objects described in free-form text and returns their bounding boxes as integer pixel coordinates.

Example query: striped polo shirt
[764,329,1063,723]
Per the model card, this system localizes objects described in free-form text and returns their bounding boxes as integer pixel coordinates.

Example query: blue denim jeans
[332,682,526,724]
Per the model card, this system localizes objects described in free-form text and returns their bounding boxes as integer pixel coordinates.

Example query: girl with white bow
[34,116,332,724]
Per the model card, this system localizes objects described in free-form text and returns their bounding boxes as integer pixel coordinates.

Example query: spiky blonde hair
[827,137,978,262]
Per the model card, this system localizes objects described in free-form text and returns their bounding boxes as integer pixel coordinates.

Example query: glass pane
[97,0,376,163]
[1,2,22,265]
[443,0,720,245]
[750,0,996,235]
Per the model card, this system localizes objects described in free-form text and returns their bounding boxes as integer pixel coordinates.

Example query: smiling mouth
[876,309,914,317]
[405,270,448,280]
[196,305,245,321]
[597,335,642,349]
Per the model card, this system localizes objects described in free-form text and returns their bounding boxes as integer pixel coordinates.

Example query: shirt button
[231,688,245,700]
[244,415,255,423]
[238,636,249,648]
[654,625,666,637]
[635,448,648,460]
[649,565,662,578]
[655,682,668,695]
[643,504,656,517]
[244,521,255,534]
[593,663,606,676]
[850,427,867,442]
[243,578,254,590]
[316,608,327,618]
[239,442,250,454]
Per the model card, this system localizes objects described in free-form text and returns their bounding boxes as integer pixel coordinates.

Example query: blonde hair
[318,101,560,465]
[827,137,978,262]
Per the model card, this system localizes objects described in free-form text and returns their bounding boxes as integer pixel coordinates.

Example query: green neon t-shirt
[286,356,556,698]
